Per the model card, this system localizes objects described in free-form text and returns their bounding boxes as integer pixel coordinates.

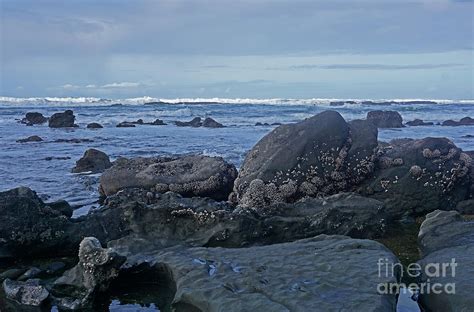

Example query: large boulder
[358,138,472,218]
[52,237,126,309]
[0,187,76,258]
[442,116,474,126]
[417,210,474,311]
[367,110,404,128]
[99,155,238,201]
[20,112,47,125]
[232,111,378,207]
[72,148,112,174]
[118,235,400,312]
[2,278,49,306]
[48,110,76,128]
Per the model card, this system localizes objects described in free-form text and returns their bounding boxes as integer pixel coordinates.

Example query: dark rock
[417,210,474,311]
[44,156,71,161]
[0,269,27,281]
[231,111,378,208]
[255,122,270,126]
[175,117,202,127]
[202,117,224,128]
[21,112,48,125]
[116,121,136,128]
[48,110,76,128]
[442,116,474,126]
[16,135,43,143]
[366,110,404,128]
[45,262,66,275]
[46,200,73,218]
[3,278,49,306]
[86,122,103,129]
[99,155,237,200]
[72,149,112,174]
[0,187,76,258]
[116,235,399,312]
[52,237,126,309]
[455,199,474,214]
[462,135,474,138]
[17,267,42,282]
[147,118,166,125]
[405,119,434,126]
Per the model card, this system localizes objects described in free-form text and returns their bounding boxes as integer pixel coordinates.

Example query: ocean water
[0,97,473,216]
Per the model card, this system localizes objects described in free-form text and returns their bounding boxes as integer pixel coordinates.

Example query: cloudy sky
[1,0,473,99]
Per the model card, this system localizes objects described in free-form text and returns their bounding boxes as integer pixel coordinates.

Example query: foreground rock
[358,138,472,218]
[442,116,474,126]
[417,210,474,311]
[52,237,126,309]
[99,155,237,200]
[72,148,112,174]
[48,110,76,128]
[16,135,43,143]
[20,112,48,125]
[3,278,49,306]
[367,110,404,128]
[0,187,77,258]
[117,235,400,312]
[405,119,434,126]
[232,111,378,207]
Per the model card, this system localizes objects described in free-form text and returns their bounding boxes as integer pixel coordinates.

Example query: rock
[455,199,474,214]
[442,116,474,126]
[44,156,71,161]
[52,237,126,309]
[0,269,27,281]
[359,137,472,218]
[175,117,202,127]
[3,278,49,306]
[46,200,73,218]
[367,110,403,128]
[232,111,378,207]
[116,121,136,127]
[147,118,166,125]
[417,210,474,311]
[45,262,66,275]
[405,119,434,126]
[18,267,42,282]
[16,135,43,143]
[202,117,224,128]
[255,122,270,126]
[99,155,237,200]
[0,187,76,258]
[21,112,48,125]
[86,122,103,129]
[72,149,112,174]
[48,110,76,128]
[118,235,400,312]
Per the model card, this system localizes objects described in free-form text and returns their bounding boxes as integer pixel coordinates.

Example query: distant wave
[0,96,473,106]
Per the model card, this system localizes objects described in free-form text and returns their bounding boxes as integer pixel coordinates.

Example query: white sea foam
[0,96,473,107]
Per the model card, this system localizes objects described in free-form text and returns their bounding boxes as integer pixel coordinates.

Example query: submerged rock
[72,148,112,174]
[232,111,378,207]
[202,117,224,128]
[16,135,43,143]
[442,116,474,126]
[116,121,136,128]
[119,235,400,312]
[405,119,434,126]
[367,110,404,128]
[21,112,48,125]
[175,117,202,127]
[86,122,103,129]
[99,155,237,200]
[48,110,76,128]
[359,138,472,218]
[417,210,474,311]
[52,237,126,309]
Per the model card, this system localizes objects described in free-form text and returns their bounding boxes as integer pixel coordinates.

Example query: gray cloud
[280,63,465,70]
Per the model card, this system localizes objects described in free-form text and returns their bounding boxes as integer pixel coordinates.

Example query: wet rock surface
[366,110,404,128]
[20,112,48,125]
[48,110,76,128]
[175,117,224,128]
[417,210,474,311]
[86,122,103,129]
[99,155,238,200]
[16,135,43,143]
[119,235,400,312]
[2,278,49,306]
[72,148,112,174]
[405,119,434,127]
[232,111,378,208]
[442,116,474,126]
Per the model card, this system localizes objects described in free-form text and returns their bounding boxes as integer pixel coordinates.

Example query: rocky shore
[2,110,473,311]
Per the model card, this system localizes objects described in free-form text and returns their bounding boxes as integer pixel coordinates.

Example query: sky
[0,0,473,99]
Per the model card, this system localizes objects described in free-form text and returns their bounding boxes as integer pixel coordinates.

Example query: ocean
[1,97,473,217]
